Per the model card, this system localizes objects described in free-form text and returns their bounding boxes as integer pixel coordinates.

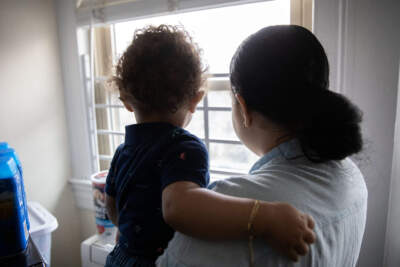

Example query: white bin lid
[28,201,58,237]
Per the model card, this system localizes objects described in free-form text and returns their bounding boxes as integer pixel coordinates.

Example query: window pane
[112,108,136,132]
[114,0,290,73]
[95,108,109,130]
[185,110,204,138]
[209,111,238,141]
[112,135,124,150]
[207,90,231,107]
[209,143,258,173]
[100,159,111,171]
[98,134,124,159]
[197,98,203,107]
[209,172,231,183]
[94,81,107,105]
[97,134,112,156]
[109,91,122,105]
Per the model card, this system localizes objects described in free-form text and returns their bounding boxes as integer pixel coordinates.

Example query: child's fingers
[288,248,300,262]
[306,214,315,229]
[304,229,316,244]
[294,241,309,256]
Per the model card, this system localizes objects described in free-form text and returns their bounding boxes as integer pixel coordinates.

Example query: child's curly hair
[112,24,206,113]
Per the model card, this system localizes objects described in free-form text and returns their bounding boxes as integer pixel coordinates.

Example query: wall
[314,0,400,266]
[54,0,99,250]
[385,62,400,266]
[315,0,400,266]
[0,0,83,266]
[341,1,400,266]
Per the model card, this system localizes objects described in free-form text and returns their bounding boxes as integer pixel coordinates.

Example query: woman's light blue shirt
[157,139,368,267]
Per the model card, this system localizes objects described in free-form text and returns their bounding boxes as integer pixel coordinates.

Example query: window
[77,0,310,181]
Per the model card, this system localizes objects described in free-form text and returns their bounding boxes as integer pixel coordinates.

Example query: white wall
[0,0,83,266]
[341,1,400,266]
[385,62,400,267]
[314,0,400,266]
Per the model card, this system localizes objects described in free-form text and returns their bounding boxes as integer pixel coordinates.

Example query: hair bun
[297,89,363,162]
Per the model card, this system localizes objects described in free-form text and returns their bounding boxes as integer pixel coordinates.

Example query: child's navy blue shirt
[105,122,209,260]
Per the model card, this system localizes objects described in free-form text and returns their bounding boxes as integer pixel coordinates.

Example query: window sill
[69,178,94,211]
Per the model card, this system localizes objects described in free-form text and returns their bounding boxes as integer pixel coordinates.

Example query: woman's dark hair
[230,25,363,163]
[112,25,206,113]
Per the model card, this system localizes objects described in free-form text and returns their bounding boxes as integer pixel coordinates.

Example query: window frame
[78,0,312,180]
[58,0,344,213]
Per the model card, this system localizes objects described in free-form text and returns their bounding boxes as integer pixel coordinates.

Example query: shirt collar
[124,122,176,146]
[249,139,304,174]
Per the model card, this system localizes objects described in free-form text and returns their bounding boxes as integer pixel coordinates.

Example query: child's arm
[162,181,315,261]
[105,194,118,226]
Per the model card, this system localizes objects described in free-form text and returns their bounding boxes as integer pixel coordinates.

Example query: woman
[157,25,367,267]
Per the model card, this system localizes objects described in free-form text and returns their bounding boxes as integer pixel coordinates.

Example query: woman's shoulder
[209,174,253,190]
[210,157,366,203]
[209,172,283,200]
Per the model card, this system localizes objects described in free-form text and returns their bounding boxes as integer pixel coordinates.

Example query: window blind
[76,0,272,26]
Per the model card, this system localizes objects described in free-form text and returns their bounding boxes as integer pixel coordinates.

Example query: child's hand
[254,202,316,261]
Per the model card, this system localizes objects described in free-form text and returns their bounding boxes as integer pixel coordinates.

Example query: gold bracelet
[248,200,260,267]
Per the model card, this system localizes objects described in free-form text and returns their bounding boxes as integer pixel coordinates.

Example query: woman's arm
[162,181,315,261]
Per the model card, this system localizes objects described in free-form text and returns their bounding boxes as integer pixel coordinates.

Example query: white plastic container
[28,201,58,266]
[81,235,115,267]
[91,171,116,242]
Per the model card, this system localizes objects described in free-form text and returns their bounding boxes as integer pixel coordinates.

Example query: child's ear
[189,90,205,113]
[119,92,135,112]
[121,100,134,112]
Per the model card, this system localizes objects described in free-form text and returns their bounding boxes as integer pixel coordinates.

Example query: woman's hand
[253,202,316,261]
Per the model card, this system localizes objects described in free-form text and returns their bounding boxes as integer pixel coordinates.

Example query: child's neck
[134,110,187,128]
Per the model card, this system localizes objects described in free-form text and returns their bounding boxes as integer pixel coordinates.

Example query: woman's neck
[253,130,292,156]
[245,113,293,157]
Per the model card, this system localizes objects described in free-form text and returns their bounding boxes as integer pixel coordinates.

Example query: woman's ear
[189,90,205,113]
[235,94,252,128]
